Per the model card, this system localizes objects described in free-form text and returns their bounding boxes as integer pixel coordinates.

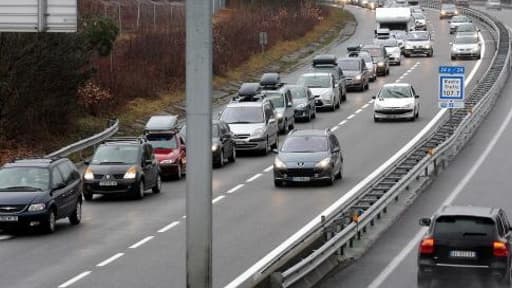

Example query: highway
[318,6,511,288]
[0,5,495,288]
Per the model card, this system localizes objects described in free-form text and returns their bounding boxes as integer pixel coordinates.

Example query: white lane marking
[158,221,180,233]
[182,215,187,219]
[227,31,488,288]
[96,253,124,267]
[339,120,348,126]
[58,271,92,288]
[331,126,339,131]
[362,103,369,109]
[395,80,401,83]
[367,31,488,288]
[403,72,409,76]
[0,235,12,241]
[347,114,355,120]
[355,108,363,114]
[246,173,262,183]
[212,195,225,204]
[369,99,375,104]
[129,236,155,249]
[264,165,273,172]
[227,184,244,194]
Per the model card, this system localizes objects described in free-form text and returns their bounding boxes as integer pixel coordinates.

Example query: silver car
[450,35,481,60]
[264,88,295,134]
[403,31,434,57]
[455,23,479,38]
[297,72,341,111]
[219,101,279,155]
[449,15,472,34]
[412,13,427,31]
[486,0,502,10]
[375,38,401,65]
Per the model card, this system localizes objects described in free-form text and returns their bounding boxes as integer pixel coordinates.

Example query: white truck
[375,8,415,34]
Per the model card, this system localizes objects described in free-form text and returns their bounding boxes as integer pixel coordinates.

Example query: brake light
[419,237,435,254]
[493,241,509,257]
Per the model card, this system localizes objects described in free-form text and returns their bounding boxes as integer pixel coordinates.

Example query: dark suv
[83,138,161,200]
[0,158,82,233]
[418,205,512,288]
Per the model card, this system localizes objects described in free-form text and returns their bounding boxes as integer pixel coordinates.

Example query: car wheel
[289,119,295,130]
[176,163,183,180]
[216,150,224,168]
[274,179,283,187]
[386,68,390,75]
[69,200,82,225]
[83,191,93,201]
[398,60,401,66]
[451,56,456,60]
[152,174,161,193]
[43,209,56,234]
[282,119,288,134]
[228,147,236,162]
[342,91,347,102]
[262,137,270,155]
[365,82,369,90]
[477,54,481,60]
[417,272,432,288]
[325,172,335,186]
[336,162,343,179]
[429,50,433,57]
[404,53,410,58]
[271,135,279,150]
[134,181,145,199]
[360,84,365,92]
[312,108,317,119]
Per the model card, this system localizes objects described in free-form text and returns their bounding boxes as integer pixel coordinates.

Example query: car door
[411,86,419,111]
[264,104,278,143]
[142,145,156,188]
[56,161,81,216]
[285,90,294,124]
[50,166,70,218]
[329,135,342,173]
[179,135,187,171]
[220,123,233,157]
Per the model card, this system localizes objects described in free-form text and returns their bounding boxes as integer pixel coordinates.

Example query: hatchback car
[373,83,420,121]
[451,35,481,60]
[0,158,82,233]
[347,50,377,82]
[486,0,502,10]
[449,15,472,34]
[337,57,370,91]
[440,3,459,19]
[273,129,343,186]
[404,31,434,57]
[297,72,341,111]
[374,38,401,65]
[83,138,161,200]
[361,44,390,76]
[418,206,512,288]
[286,84,316,122]
[455,23,479,38]
[412,13,427,31]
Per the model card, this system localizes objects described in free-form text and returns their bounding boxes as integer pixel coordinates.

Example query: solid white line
[158,221,180,233]
[347,114,355,120]
[339,120,348,126]
[226,184,244,194]
[246,173,262,183]
[367,31,489,288]
[212,195,225,204]
[355,109,363,114]
[0,235,12,241]
[129,236,154,249]
[96,253,124,267]
[58,271,92,288]
[362,103,369,109]
[264,165,273,172]
[395,80,401,83]
[331,126,339,131]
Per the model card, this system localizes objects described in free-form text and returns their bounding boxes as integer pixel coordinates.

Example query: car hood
[405,40,431,46]
[375,97,414,108]
[293,98,308,106]
[343,70,362,77]
[309,88,333,97]
[453,43,479,50]
[229,123,265,135]
[88,164,134,175]
[385,47,401,55]
[0,191,46,205]
[278,151,330,165]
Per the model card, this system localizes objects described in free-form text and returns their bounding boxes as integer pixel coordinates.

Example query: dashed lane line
[362,103,369,109]
[246,173,263,183]
[129,236,154,249]
[263,165,273,172]
[96,253,124,267]
[58,271,92,288]
[355,108,363,114]
[212,195,226,204]
[158,221,180,233]
[347,114,355,120]
[227,184,245,194]
[338,120,348,126]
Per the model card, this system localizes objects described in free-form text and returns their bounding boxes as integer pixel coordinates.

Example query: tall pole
[185,0,213,287]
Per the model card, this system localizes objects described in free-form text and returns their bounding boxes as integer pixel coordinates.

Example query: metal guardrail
[45,119,119,158]
[226,5,510,288]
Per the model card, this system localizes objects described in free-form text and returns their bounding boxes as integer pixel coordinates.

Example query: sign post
[438,66,465,109]
[259,31,268,53]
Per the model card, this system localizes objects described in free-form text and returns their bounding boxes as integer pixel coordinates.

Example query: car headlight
[276,112,283,119]
[451,46,457,52]
[123,166,137,179]
[425,44,431,49]
[374,102,384,110]
[28,203,46,212]
[315,157,332,169]
[405,44,412,49]
[355,74,362,80]
[274,157,286,169]
[454,10,458,14]
[251,127,265,138]
[161,159,175,164]
[84,167,94,180]
[441,10,446,14]
[212,144,220,152]
[377,62,385,67]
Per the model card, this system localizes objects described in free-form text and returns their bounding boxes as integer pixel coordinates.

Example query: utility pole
[185,0,213,287]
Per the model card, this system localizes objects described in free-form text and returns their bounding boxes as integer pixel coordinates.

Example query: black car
[338,57,370,92]
[273,129,343,186]
[83,138,161,200]
[286,84,316,122]
[0,158,82,233]
[418,205,512,288]
[361,44,390,76]
[180,120,236,168]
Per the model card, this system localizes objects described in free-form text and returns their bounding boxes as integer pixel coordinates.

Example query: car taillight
[493,241,509,257]
[419,237,435,254]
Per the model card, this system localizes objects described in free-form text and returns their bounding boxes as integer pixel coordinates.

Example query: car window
[221,106,264,124]
[63,160,80,181]
[433,215,497,240]
[378,86,413,99]
[0,167,50,191]
[52,168,65,189]
[454,36,478,44]
[501,212,511,232]
[329,135,340,150]
[57,162,73,184]
[338,60,360,71]
[297,74,331,88]
[267,94,285,108]
[146,134,178,149]
[289,86,307,99]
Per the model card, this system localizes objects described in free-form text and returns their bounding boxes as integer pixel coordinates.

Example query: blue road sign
[439,66,465,109]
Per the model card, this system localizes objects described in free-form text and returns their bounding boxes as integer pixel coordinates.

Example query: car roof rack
[260,72,284,90]
[144,115,179,133]
[313,54,338,67]
[12,157,59,163]
[232,82,266,102]
[347,44,362,52]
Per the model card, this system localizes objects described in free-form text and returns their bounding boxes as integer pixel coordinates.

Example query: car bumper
[294,109,310,118]
[389,56,401,64]
[345,78,363,88]
[418,260,508,281]
[84,179,138,194]
[159,163,181,176]
[416,25,427,30]
[0,210,50,229]
[314,98,333,108]
[374,109,414,119]
[274,167,333,182]
[376,66,387,74]
[452,51,480,58]
[233,138,267,151]
[440,13,457,18]
[404,48,431,55]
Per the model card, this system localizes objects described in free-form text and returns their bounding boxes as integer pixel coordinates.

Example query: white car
[449,15,472,34]
[297,72,341,111]
[450,35,481,60]
[486,0,502,10]
[373,83,420,122]
[412,13,427,31]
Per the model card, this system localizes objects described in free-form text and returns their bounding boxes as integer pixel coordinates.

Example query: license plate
[0,216,18,222]
[450,250,476,258]
[99,180,118,186]
[292,177,310,182]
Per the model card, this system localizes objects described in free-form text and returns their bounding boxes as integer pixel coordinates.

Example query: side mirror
[84,160,90,165]
[415,95,420,98]
[53,182,66,190]
[419,218,431,227]
[372,95,376,99]
[268,118,277,124]
[287,103,293,108]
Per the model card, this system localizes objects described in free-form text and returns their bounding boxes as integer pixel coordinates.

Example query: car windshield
[297,75,331,88]
[281,136,328,153]
[91,145,139,165]
[360,54,373,64]
[413,14,425,20]
[378,86,412,99]
[451,16,469,23]
[339,60,360,71]
[442,4,456,10]
[363,48,383,57]
[434,216,496,240]
[266,93,285,108]
[146,133,178,149]
[457,24,476,32]
[0,167,49,191]
[221,106,264,124]
[454,36,478,44]
[289,86,306,99]
[407,32,429,41]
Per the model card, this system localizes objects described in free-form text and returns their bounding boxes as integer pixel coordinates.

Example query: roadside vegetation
[0,0,350,164]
